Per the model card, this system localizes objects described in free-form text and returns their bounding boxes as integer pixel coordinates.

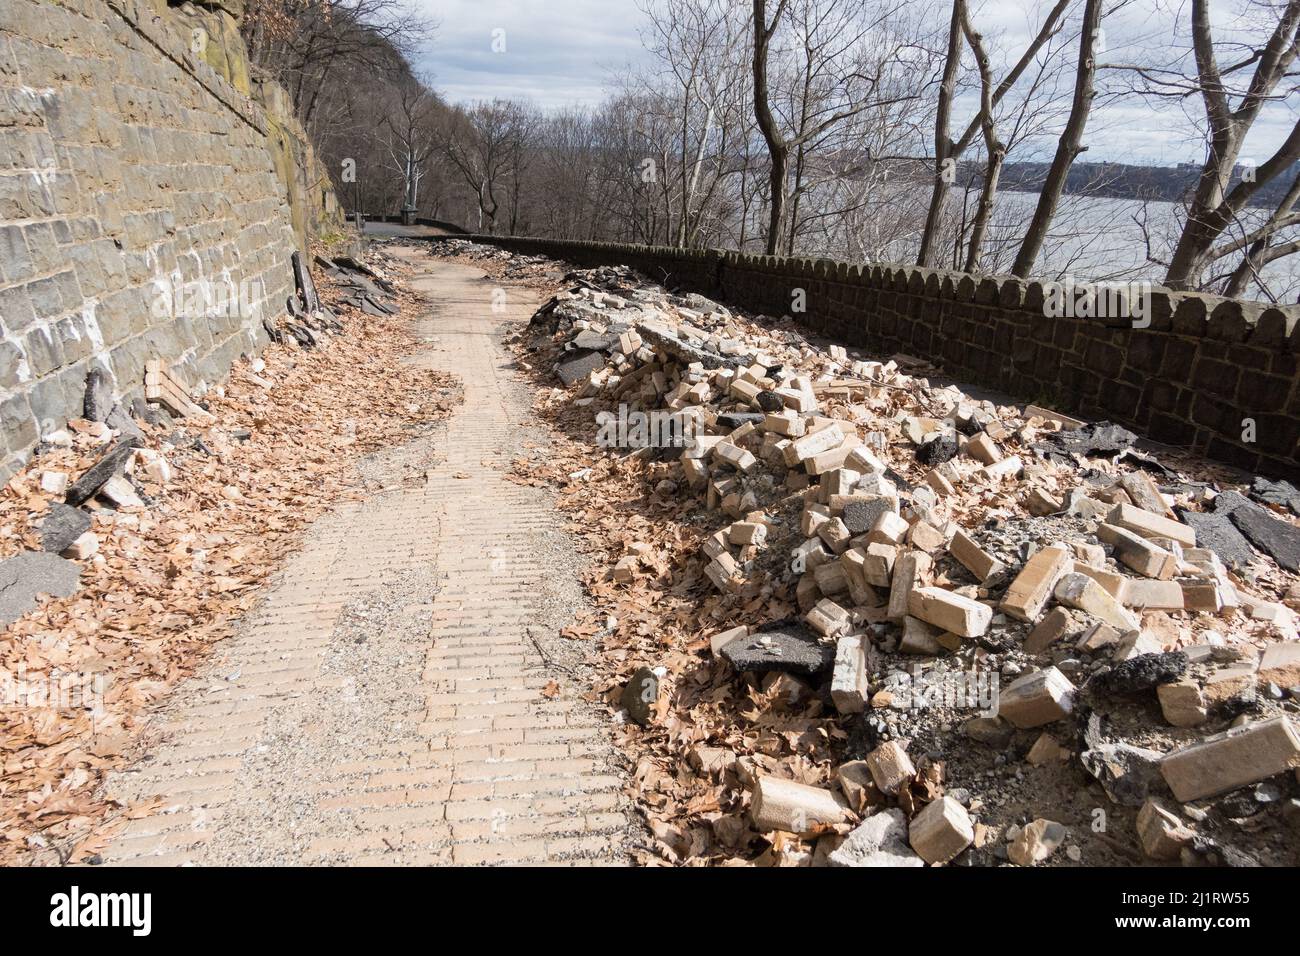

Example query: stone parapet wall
[450,233,1300,478]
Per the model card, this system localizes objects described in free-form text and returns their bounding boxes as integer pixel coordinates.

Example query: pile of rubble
[0,249,460,864]
[435,238,1300,867]
[313,253,401,318]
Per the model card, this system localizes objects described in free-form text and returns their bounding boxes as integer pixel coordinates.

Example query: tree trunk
[752,0,789,256]
[1163,0,1300,289]
[1012,0,1103,278]
[917,0,964,267]
[959,6,1001,274]
[964,151,1003,273]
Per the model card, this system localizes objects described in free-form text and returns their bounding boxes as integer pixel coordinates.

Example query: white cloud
[411,0,651,108]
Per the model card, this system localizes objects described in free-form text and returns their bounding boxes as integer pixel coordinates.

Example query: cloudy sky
[411,0,650,107]
[409,0,1298,168]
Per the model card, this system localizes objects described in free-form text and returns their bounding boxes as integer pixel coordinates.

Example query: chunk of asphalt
[1087,652,1188,698]
[555,348,606,386]
[721,623,835,677]
[1251,477,1300,516]
[0,551,81,626]
[65,437,141,507]
[40,503,91,554]
[1177,510,1256,568]
[83,365,114,422]
[916,434,957,466]
[1229,505,1300,573]
[1207,490,1300,572]
[620,666,659,727]
[715,412,766,430]
[572,328,616,351]
[842,498,894,535]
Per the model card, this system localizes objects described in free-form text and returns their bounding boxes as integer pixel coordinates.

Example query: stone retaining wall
[447,233,1300,479]
[0,0,339,480]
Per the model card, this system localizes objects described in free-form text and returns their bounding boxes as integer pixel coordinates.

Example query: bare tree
[440,100,532,234]
[751,0,924,255]
[1215,171,1300,295]
[917,0,1071,267]
[1013,0,1106,277]
[380,75,441,215]
[1108,0,1300,289]
[243,0,434,133]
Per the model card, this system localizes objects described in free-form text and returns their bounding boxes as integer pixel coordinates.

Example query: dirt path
[97,253,639,866]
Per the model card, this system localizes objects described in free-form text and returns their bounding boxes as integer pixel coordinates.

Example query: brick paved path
[99,257,636,866]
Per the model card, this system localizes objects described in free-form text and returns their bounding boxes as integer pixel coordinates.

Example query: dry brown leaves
[0,255,461,865]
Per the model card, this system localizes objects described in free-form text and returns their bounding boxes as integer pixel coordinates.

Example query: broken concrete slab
[828,808,923,867]
[0,551,81,626]
[104,404,144,442]
[637,321,742,370]
[1081,741,1167,806]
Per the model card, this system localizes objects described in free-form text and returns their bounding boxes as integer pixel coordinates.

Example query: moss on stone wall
[166,0,343,251]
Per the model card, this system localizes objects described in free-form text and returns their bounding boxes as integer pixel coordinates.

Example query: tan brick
[1161,717,1300,801]
[1001,546,1071,622]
